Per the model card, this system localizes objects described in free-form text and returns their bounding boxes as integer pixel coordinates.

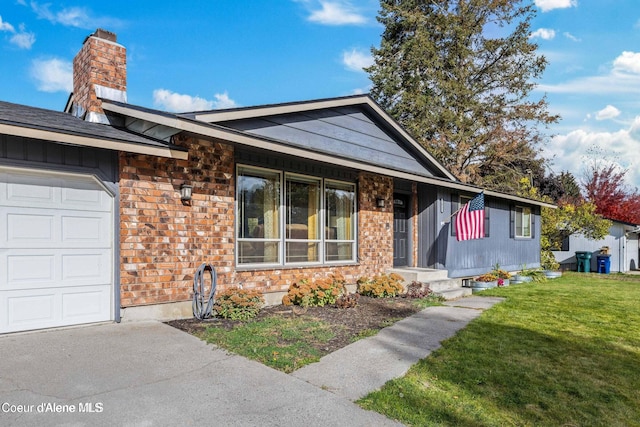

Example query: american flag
[455,192,485,241]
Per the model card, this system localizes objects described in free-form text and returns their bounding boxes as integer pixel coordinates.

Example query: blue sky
[1,0,640,189]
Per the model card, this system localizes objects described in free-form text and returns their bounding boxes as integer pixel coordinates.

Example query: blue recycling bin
[597,254,611,274]
[575,251,591,272]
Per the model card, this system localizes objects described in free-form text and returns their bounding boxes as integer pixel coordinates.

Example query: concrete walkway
[0,295,502,426]
[293,296,504,401]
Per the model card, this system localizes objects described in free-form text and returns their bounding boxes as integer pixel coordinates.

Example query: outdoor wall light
[180,183,193,202]
[376,198,385,208]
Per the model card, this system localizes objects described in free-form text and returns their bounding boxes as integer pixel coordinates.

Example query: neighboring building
[553,220,640,273]
[0,29,553,334]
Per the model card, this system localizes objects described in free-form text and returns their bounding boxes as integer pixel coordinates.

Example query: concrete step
[436,287,473,300]
[390,268,449,283]
[423,279,462,293]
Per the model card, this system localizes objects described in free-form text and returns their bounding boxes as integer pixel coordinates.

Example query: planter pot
[544,270,562,279]
[513,275,533,283]
[499,279,510,287]
[470,280,498,290]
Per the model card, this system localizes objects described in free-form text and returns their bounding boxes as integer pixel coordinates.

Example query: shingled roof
[0,100,187,159]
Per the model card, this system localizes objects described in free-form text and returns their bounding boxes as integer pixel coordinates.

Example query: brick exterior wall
[119,138,395,307]
[119,135,235,306]
[73,30,126,116]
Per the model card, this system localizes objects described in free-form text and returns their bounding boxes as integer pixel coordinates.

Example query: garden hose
[193,263,217,320]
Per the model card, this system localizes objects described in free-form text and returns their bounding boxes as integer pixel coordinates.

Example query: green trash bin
[575,251,592,272]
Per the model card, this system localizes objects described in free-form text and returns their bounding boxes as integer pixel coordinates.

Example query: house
[552,219,640,273]
[0,29,554,334]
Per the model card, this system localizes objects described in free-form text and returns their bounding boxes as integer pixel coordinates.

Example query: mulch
[166,296,422,355]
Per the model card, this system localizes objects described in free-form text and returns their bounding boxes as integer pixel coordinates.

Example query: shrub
[474,273,498,282]
[213,287,264,321]
[336,284,359,308]
[357,273,404,298]
[282,274,344,307]
[402,281,432,299]
[492,269,511,280]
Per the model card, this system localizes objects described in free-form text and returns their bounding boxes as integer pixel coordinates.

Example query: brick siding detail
[120,144,396,307]
[119,135,235,307]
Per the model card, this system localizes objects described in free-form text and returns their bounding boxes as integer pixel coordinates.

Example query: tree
[583,162,640,224]
[517,178,611,270]
[367,0,558,193]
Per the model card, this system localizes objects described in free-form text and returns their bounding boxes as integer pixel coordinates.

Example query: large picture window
[237,166,281,264]
[515,206,532,238]
[236,165,356,266]
[286,175,321,263]
[325,180,356,262]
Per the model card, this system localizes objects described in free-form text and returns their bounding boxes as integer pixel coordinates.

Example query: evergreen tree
[367,0,558,192]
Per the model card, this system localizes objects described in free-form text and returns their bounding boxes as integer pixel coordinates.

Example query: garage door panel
[61,252,111,283]
[2,208,111,249]
[62,185,112,211]
[6,254,56,287]
[3,250,110,290]
[61,213,110,244]
[1,168,114,333]
[7,292,56,325]
[62,286,111,318]
[1,285,111,333]
[7,212,55,243]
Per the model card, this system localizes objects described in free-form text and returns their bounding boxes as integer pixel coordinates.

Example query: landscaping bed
[167,295,424,357]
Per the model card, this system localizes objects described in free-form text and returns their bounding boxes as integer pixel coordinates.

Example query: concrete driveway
[0,321,400,427]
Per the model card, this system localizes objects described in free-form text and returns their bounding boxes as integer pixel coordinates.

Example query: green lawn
[358,272,640,426]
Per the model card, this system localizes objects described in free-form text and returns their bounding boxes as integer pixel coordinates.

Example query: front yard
[359,272,640,426]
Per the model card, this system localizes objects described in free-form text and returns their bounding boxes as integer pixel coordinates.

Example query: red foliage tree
[583,163,640,224]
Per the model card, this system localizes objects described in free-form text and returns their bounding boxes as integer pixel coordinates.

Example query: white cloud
[530,28,556,40]
[535,0,577,12]
[0,16,35,49]
[30,58,73,92]
[10,27,36,49]
[28,1,122,29]
[537,51,640,95]
[308,1,366,25]
[342,48,373,72]
[563,32,580,42]
[153,89,238,112]
[613,51,640,74]
[595,105,621,121]
[546,122,640,188]
[0,15,15,32]
[211,92,238,109]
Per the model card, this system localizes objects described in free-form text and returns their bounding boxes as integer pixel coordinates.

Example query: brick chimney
[72,29,127,123]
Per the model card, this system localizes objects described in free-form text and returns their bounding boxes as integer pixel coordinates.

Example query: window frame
[514,205,532,238]
[284,172,323,265]
[236,165,283,267]
[324,179,357,264]
[236,164,357,268]
[451,194,490,238]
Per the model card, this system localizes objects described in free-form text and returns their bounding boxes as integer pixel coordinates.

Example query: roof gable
[185,95,457,180]
[214,104,444,178]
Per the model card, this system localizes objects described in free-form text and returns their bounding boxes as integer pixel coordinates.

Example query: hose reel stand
[193,263,217,320]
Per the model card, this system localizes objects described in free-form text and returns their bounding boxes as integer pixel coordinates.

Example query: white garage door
[0,168,114,333]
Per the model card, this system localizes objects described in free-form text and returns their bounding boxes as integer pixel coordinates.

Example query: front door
[393,194,409,267]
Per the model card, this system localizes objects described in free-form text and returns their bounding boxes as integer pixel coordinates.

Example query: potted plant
[491,268,511,286]
[470,273,499,291]
[513,266,546,283]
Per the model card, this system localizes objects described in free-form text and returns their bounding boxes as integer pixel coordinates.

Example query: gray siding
[0,134,118,185]
[418,184,541,277]
[220,106,440,178]
[236,148,357,182]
